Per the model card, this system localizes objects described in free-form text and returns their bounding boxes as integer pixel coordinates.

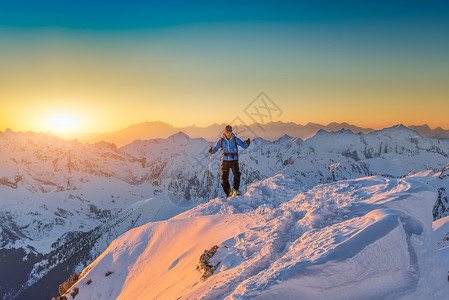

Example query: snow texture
[2,125,449,298]
[67,175,449,299]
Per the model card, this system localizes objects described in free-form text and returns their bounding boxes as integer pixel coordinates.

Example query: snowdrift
[433,215,449,270]
[62,175,449,299]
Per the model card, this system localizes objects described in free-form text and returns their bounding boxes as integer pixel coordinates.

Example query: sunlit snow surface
[433,215,449,271]
[68,175,449,299]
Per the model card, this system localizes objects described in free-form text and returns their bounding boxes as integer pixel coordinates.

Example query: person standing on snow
[209,125,250,198]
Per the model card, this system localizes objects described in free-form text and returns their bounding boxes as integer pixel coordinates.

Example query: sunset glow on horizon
[44,112,82,134]
[1,1,448,135]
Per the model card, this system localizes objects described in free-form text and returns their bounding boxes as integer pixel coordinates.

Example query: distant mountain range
[408,124,449,139]
[69,121,449,146]
[2,124,449,299]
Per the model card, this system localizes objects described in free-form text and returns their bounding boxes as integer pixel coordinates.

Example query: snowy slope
[433,215,449,272]
[434,215,449,249]
[0,130,193,299]
[121,125,449,205]
[66,175,448,299]
[2,125,449,299]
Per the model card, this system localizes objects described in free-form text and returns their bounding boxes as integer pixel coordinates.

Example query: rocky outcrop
[52,272,80,300]
[0,175,21,188]
[197,245,220,280]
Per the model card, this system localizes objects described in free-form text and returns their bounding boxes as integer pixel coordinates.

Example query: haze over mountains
[64,121,449,147]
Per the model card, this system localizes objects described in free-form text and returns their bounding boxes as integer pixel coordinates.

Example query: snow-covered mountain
[60,175,449,299]
[122,125,449,210]
[1,125,449,299]
[0,130,189,299]
[71,121,449,146]
[67,121,376,146]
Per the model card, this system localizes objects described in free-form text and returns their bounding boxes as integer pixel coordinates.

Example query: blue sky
[1,0,448,133]
[1,1,448,30]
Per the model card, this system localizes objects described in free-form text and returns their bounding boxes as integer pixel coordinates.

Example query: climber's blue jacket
[211,133,248,161]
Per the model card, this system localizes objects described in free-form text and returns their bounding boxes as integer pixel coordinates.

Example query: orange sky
[1,3,448,135]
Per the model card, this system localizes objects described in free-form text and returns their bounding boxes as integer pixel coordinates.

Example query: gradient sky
[1,0,448,135]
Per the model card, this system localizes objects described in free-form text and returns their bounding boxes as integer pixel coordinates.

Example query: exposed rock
[71,287,79,298]
[0,176,18,188]
[58,272,80,297]
[197,245,220,280]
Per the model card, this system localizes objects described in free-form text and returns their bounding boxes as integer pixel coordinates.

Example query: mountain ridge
[2,125,449,299]
[33,121,449,147]
[60,174,449,299]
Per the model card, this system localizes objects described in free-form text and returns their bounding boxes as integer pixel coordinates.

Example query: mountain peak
[395,124,407,129]
[1,128,15,137]
[385,124,420,134]
[409,124,449,139]
[305,122,322,128]
[385,124,416,132]
[275,134,294,143]
[314,128,330,136]
[169,131,191,142]
[309,127,356,140]
[336,128,355,134]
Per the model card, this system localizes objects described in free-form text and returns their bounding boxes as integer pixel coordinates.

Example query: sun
[45,112,81,134]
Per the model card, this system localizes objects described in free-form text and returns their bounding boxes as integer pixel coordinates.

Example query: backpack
[220,136,239,157]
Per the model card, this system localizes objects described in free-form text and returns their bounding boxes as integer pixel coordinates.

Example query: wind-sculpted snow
[67,175,448,299]
[2,126,449,299]
[433,215,449,277]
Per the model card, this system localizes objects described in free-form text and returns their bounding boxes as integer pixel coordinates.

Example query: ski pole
[208,152,211,202]
[246,145,249,194]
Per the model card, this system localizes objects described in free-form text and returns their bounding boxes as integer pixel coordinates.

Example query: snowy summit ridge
[65,175,449,300]
[2,125,449,299]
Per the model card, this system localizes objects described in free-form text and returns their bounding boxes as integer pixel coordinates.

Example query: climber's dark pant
[221,160,241,196]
